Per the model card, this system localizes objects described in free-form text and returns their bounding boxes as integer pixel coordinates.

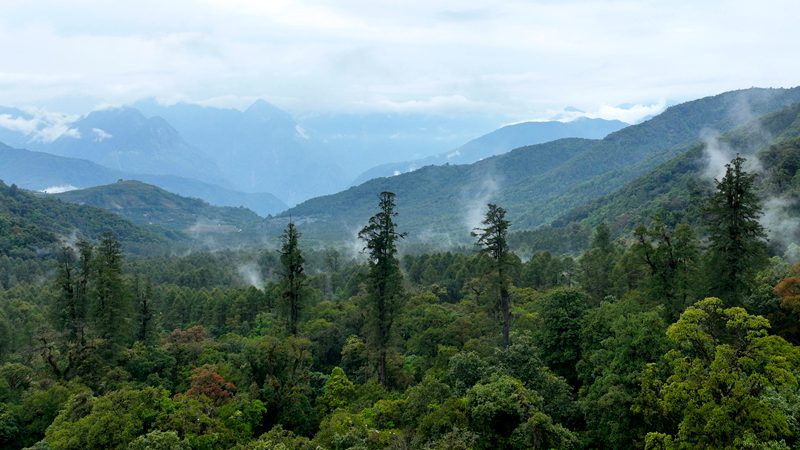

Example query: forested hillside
[278,87,800,242]
[54,180,266,235]
[2,136,800,448]
[0,181,172,259]
[352,117,628,185]
[552,103,800,241]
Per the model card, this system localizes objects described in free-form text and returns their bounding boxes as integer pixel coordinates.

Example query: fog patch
[761,195,800,257]
[700,129,737,181]
[462,175,500,232]
[41,184,79,194]
[237,262,264,290]
[58,229,80,253]
[92,128,112,142]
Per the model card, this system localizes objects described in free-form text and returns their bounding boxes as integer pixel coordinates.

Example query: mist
[462,175,501,233]
[236,262,264,290]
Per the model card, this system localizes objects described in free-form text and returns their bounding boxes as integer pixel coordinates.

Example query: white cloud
[0,114,38,134]
[0,108,79,142]
[41,184,78,194]
[92,127,112,142]
[0,0,797,118]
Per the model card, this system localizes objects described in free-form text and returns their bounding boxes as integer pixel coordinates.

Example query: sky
[1,0,799,122]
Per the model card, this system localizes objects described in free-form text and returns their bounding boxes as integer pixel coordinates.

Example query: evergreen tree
[279,222,306,335]
[358,191,406,386]
[705,155,767,304]
[472,203,513,348]
[44,243,94,380]
[91,233,131,349]
[134,276,154,343]
[579,223,618,304]
[633,222,699,318]
[54,246,82,345]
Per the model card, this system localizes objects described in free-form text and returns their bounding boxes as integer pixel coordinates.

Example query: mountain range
[0,143,287,216]
[352,117,628,185]
[273,87,800,243]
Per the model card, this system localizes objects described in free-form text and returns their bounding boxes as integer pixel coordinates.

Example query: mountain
[0,180,170,259]
[135,99,509,203]
[54,180,266,236]
[297,111,501,177]
[134,99,349,204]
[553,102,800,237]
[272,87,800,243]
[32,107,227,184]
[0,143,287,216]
[352,117,628,185]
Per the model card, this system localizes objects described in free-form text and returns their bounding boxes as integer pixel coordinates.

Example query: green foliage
[633,222,700,319]
[473,203,513,348]
[3,111,800,450]
[705,156,769,305]
[579,223,619,303]
[358,191,406,387]
[55,180,264,238]
[533,288,591,384]
[0,181,167,259]
[639,297,800,448]
[277,88,800,242]
[317,367,355,415]
[279,222,306,335]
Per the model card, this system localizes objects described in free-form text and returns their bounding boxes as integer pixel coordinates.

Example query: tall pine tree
[358,191,406,386]
[91,233,131,350]
[705,155,767,305]
[279,222,306,335]
[472,203,513,348]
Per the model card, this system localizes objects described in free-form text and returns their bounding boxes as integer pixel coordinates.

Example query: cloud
[462,174,501,232]
[0,113,38,134]
[699,129,735,181]
[0,0,798,118]
[237,262,264,290]
[92,127,112,142]
[0,108,79,142]
[545,100,667,124]
[41,184,79,194]
[761,196,800,254]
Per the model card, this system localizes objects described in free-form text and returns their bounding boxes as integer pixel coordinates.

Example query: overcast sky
[1,0,799,122]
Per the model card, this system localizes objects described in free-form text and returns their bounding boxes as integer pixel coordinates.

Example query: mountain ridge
[0,142,287,216]
[273,87,800,243]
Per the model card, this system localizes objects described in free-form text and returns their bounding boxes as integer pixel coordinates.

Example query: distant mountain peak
[245,99,290,118]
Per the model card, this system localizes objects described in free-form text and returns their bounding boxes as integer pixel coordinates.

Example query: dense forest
[1,150,799,449]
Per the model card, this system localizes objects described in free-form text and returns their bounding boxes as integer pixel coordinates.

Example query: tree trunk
[378,347,387,387]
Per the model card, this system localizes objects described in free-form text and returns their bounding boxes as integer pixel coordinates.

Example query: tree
[472,203,513,348]
[579,223,619,303]
[533,288,590,385]
[358,191,406,387]
[91,233,131,349]
[633,222,700,319]
[134,276,154,343]
[637,297,800,448]
[706,155,768,305]
[42,242,96,380]
[279,222,306,335]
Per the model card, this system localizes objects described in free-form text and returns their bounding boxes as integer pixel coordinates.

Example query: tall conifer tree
[279,222,306,335]
[705,155,767,304]
[358,191,405,386]
[472,203,513,348]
